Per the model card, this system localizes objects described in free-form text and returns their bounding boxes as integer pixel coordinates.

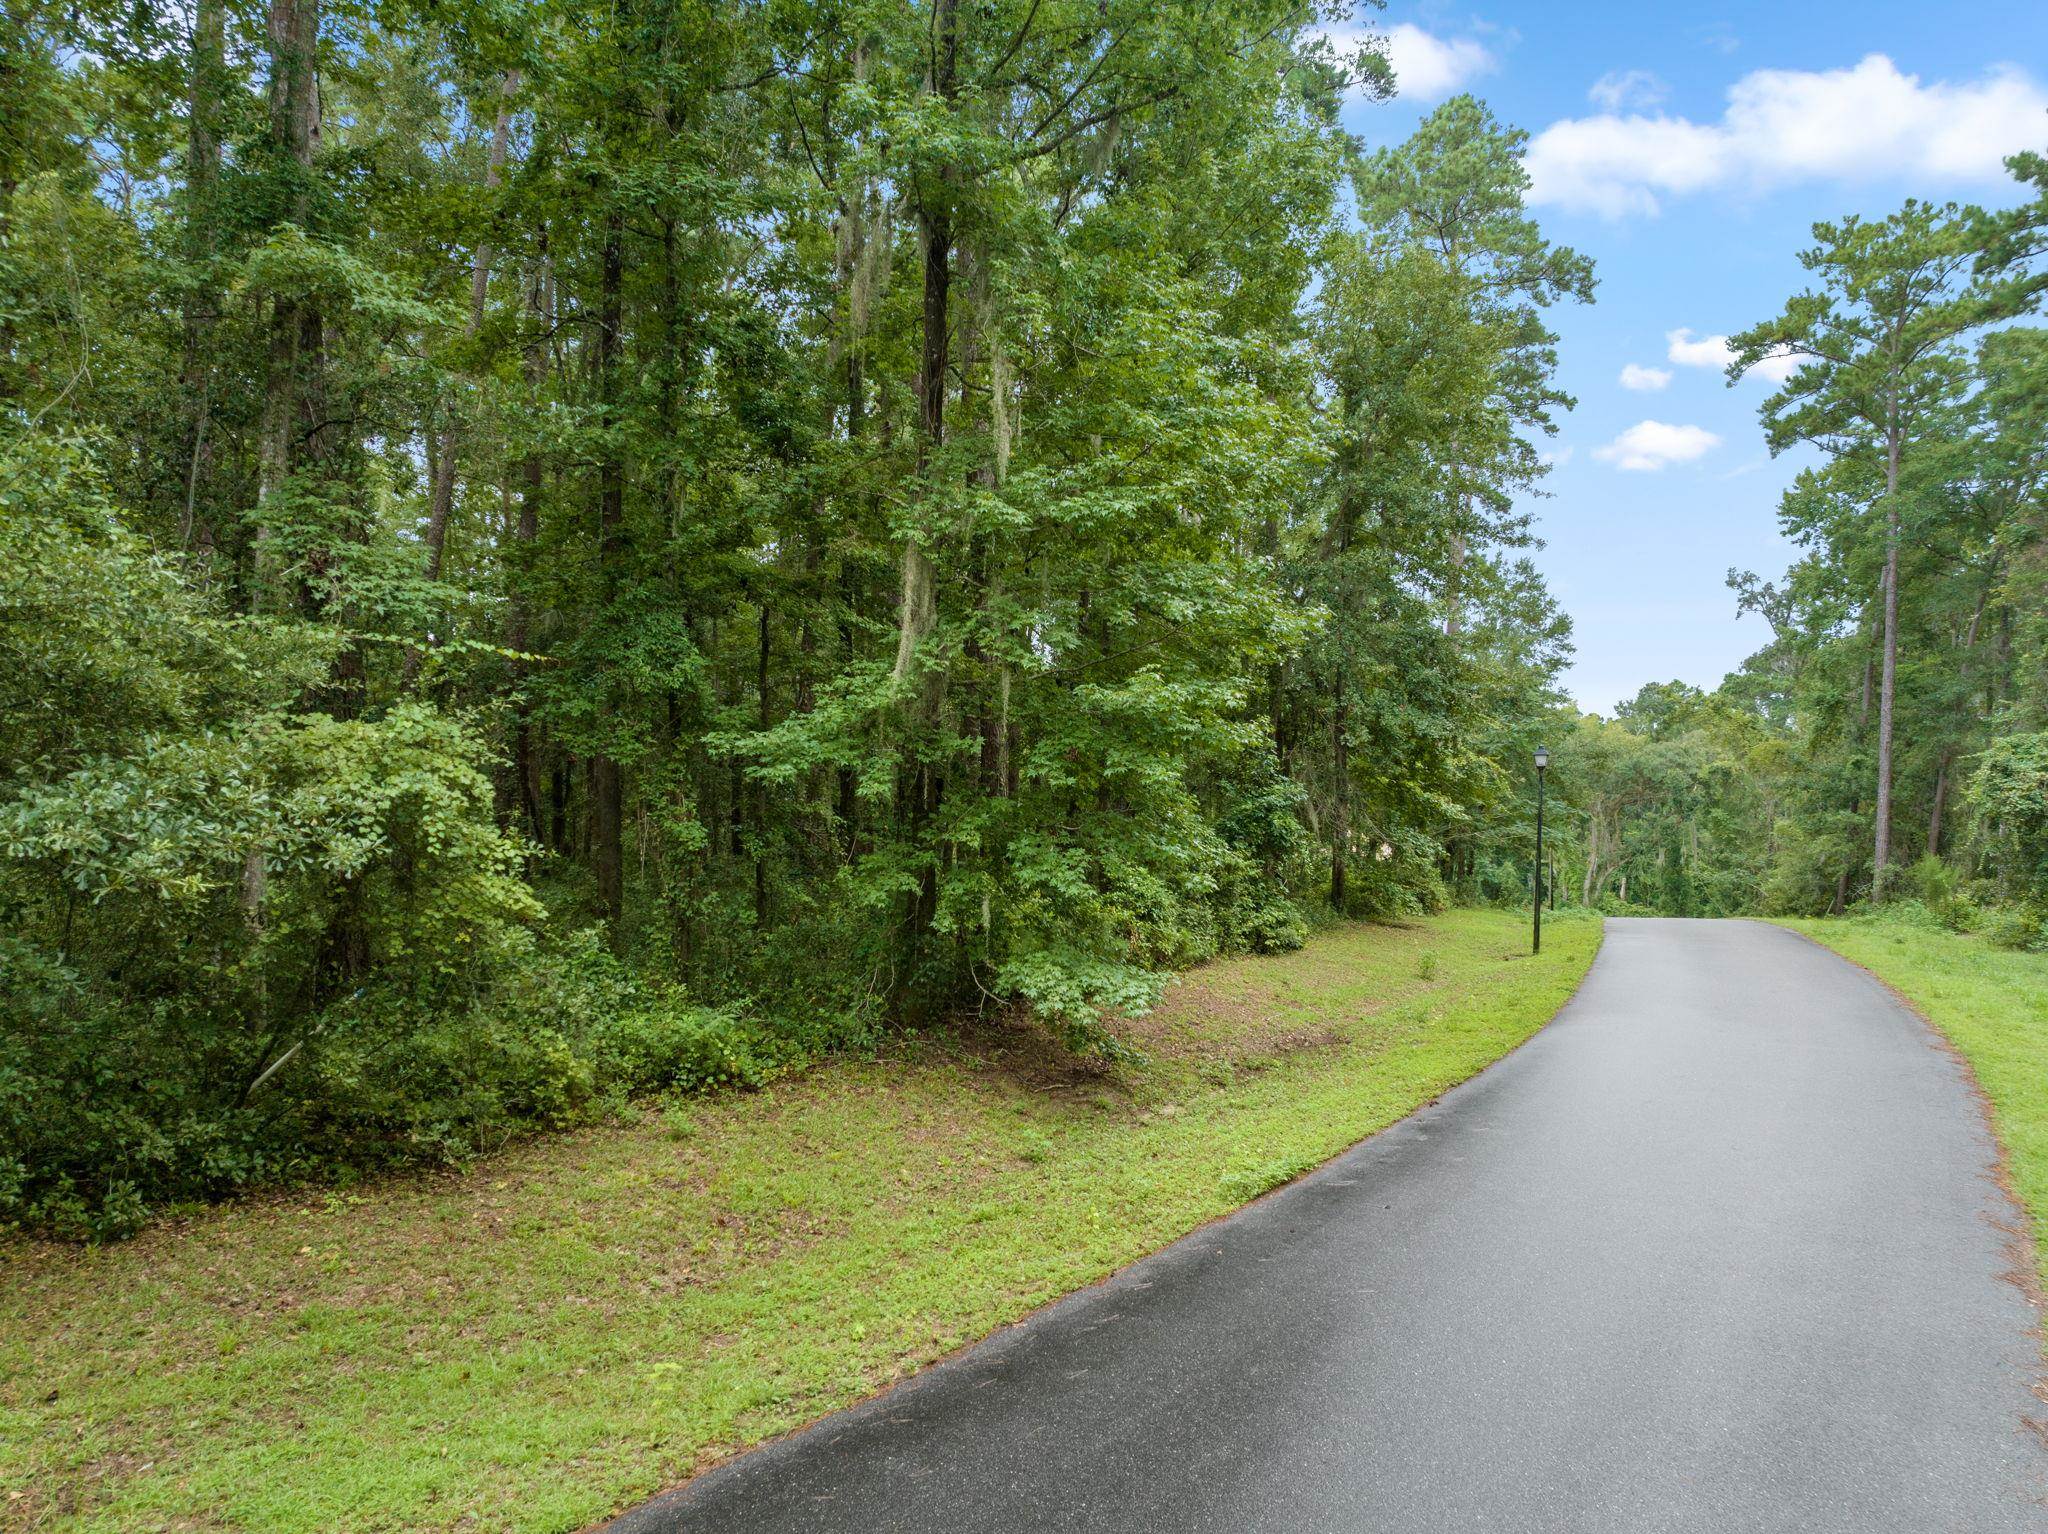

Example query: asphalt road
[608,918,2047,1533]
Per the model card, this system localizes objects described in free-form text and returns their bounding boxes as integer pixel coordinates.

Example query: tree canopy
[0,1,1592,1236]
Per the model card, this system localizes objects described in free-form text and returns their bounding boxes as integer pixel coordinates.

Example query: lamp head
[1534,745,1550,772]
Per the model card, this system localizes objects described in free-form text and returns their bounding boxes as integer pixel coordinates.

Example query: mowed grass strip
[1,909,1599,1534]
[1781,917,2048,1289]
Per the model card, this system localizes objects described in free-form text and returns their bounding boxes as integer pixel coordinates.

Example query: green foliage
[0,0,1600,1235]
[587,1004,779,1096]
[4,911,1600,1531]
[1707,168,2048,919]
[996,949,1162,1060]
[1904,855,1970,929]
[1968,731,2048,902]
[1531,150,2048,924]
[1982,906,2047,952]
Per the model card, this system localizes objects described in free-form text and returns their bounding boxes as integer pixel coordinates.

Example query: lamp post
[1533,745,1549,955]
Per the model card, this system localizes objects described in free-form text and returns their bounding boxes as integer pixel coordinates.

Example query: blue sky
[1324,0,2048,714]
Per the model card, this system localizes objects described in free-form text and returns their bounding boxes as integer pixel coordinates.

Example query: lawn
[1780,916,2048,1290]
[1,908,1599,1533]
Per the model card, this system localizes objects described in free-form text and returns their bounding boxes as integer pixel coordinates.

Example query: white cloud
[1311,18,1496,102]
[1527,54,2048,217]
[1619,362,1672,391]
[1383,23,1497,100]
[1593,420,1722,472]
[1666,327,1802,384]
[1666,327,1737,370]
[1540,445,1575,468]
[1589,69,1667,112]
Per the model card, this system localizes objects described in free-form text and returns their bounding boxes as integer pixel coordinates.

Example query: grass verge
[1,908,1599,1533]
[1779,916,2048,1292]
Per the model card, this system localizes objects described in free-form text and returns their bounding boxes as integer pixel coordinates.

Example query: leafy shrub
[1982,906,2046,952]
[1761,815,1864,916]
[1210,772,1316,953]
[1860,897,1948,933]
[995,947,1160,1059]
[1904,856,1974,930]
[0,923,818,1239]
[1230,894,1311,954]
[1969,732,2048,904]
[587,1002,777,1094]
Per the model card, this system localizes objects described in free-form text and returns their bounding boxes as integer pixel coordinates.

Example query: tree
[1730,193,2043,898]
[0,0,1605,1232]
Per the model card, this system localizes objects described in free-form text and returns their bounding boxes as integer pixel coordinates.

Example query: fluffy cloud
[1666,327,1802,384]
[1527,54,2048,217]
[1382,23,1497,100]
[1310,19,1496,102]
[1589,69,1667,112]
[1619,362,1672,391]
[1593,421,1722,472]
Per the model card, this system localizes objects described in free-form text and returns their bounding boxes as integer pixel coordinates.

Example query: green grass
[1,908,1599,1533]
[1779,915,2048,1291]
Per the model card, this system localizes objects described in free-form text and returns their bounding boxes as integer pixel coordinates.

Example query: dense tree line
[0,2,1588,1234]
[1528,168,2048,930]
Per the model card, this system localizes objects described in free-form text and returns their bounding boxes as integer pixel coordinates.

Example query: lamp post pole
[1533,746,1549,955]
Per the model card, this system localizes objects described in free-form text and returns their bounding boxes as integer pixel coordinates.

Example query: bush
[1860,897,1949,933]
[0,925,824,1239]
[587,1002,777,1095]
[1968,732,2048,904]
[995,947,1160,1059]
[1229,894,1310,954]
[1904,856,1975,930]
[1762,815,1863,915]
[1983,906,2046,953]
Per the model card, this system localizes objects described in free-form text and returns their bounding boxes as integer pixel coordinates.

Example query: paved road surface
[609,919,2046,1533]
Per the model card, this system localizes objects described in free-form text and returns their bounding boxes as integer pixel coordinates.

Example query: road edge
[1762,918,2048,1450]
[589,915,1609,1532]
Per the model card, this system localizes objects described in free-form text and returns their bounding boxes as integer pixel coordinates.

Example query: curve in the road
[606,918,2046,1534]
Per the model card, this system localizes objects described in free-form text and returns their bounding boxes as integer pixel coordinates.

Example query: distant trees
[1533,157,2048,931]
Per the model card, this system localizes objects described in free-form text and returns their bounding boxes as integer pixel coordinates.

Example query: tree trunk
[1443,522,1466,637]
[591,210,626,936]
[754,604,771,928]
[253,0,321,608]
[245,0,321,937]
[1872,426,1901,900]
[1581,799,1601,906]
[409,71,516,686]
[180,0,224,564]
[1330,662,1348,911]
[1927,752,1952,860]
[891,0,957,1017]
[430,71,516,584]
[508,225,550,845]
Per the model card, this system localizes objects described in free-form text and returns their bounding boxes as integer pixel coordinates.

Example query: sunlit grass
[1,909,1599,1533]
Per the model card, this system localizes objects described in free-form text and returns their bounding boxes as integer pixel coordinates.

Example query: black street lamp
[1533,745,1549,955]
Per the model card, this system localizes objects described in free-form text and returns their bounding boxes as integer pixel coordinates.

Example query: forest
[0,0,2043,1243]
[1547,186,2048,931]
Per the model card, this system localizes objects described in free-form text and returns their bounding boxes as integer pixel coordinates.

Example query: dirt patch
[934,1004,1130,1098]
[1265,1027,1347,1054]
